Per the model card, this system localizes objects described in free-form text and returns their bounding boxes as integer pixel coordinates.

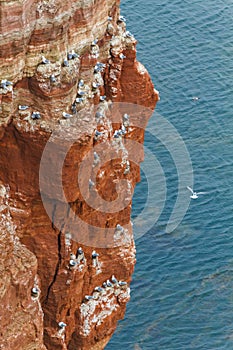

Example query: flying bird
[187,186,205,199]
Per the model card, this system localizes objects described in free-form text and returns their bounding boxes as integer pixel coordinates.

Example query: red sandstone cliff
[0,0,159,349]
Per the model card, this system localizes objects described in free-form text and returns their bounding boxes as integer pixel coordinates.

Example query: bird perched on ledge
[99,95,106,102]
[111,275,118,284]
[119,53,126,59]
[58,322,67,329]
[41,56,50,64]
[118,15,126,23]
[31,287,40,297]
[18,105,29,111]
[31,111,41,120]
[62,112,72,119]
[118,281,127,287]
[91,38,99,46]
[50,74,56,83]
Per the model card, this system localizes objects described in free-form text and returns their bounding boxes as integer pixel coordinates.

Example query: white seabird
[187,186,205,199]
[50,74,56,83]
[31,287,40,297]
[71,50,79,59]
[41,56,50,64]
[106,280,113,288]
[99,95,106,101]
[63,59,69,67]
[62,112,72,119]
[118,15,126,22]
[78,79,84,88]
[31,111,41,120]
[111,275,118,284]
[91,38,99,46]
[58,322,67,328]
[119,53,126,59]
[118,281,127,286]
[18,105,29,110]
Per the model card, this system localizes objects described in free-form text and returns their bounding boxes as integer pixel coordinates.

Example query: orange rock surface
[0,0,159,349]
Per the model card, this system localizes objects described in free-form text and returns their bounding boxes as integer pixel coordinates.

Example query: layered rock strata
[0,0,159,349]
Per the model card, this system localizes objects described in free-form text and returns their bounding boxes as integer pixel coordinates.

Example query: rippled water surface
[107,0,233,349]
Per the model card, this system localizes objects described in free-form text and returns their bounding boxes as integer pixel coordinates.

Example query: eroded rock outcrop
[0,0,159,349]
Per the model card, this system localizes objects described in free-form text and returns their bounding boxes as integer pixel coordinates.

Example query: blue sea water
[106,0,233,349]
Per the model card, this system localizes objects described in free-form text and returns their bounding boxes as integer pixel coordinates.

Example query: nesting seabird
[99,95,106,102]
[124,161,130,175]
[78,79,84,88]
[125,30,134,38]
[77,247,83,256]
[77,90,85,96]
[31,287,40,297]
[76,97,84,103]
[71,103,77,114]
[85,295,94,301]
[106,280,113,288]
[92,250,100,268]
[69,259,77,267]
[92,250,99,259]
[94,65,101,73]
[94,130,103,139]
[95,286,103,293]
[115,224,125,233]
[92,82,100,89]
[50,74,56,83]
[70,253,76,260]
[113,130,122,138]
[119,53,126,59]
[123,113,130,121]
[121,125,126,135]
[0,80,7,89]
[1,79,12,89]
[67,52,73,60]
[41,56,50,64]
[111,275,118,284]
[58,322,67,328]
[118,15,126,22]
[108,16,113,21]
[187,186,205,199]
[63,59,69,67]
[62,112,72,119]
[123,113,130,127]
[31,111,41,120]
[76,247,85,263]
[18,105,29,110]
[118,281,127,286]
[71,50,79,59]
[94,62,106,73]
[91,38,99,46]
[102,282,107,288]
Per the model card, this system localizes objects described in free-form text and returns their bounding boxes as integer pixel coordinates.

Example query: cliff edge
[0,0,159,349]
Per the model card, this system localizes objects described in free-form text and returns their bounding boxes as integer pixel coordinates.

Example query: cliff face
[0,0,159,349]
